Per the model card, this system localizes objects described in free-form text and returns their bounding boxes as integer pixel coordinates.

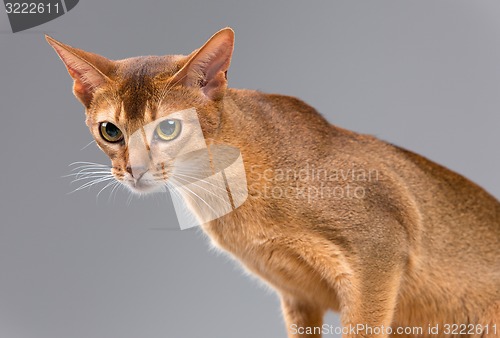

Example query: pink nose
[126,165,148,179]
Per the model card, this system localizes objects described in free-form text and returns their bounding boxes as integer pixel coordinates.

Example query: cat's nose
[126,165,148,180]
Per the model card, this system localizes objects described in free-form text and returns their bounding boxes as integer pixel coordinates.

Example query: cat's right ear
[45,36,114,108]
[171,28,235,100]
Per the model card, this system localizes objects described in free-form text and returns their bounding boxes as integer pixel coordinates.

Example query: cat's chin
[122,180,165,195]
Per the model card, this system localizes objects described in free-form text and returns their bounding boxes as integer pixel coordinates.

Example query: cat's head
[47,28,235,194]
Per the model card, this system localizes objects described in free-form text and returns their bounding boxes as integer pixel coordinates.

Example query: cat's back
[228,88,500,221]
[387,143,500,229]
[341,129,500,234]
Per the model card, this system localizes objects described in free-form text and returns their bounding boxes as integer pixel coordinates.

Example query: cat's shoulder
[226,88,333,129]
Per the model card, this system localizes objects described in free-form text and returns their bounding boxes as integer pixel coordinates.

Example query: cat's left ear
[173,27,235,100]
[45,36,114,108]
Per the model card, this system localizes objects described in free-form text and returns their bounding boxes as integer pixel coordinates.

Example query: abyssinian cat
[46,28,500,338]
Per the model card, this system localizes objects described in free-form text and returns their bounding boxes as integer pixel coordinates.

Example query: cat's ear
[45,36,114,108]
[173,27,235,100]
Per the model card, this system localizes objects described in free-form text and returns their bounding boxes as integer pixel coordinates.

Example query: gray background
[1,1,500,338]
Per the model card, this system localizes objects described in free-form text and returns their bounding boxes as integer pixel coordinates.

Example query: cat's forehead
[115,55,185,78]
[115,55,185,96]
[92,54,187,123]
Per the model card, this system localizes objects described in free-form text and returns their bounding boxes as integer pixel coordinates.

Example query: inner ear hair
[46,35,114,107]
[173,27,235,100]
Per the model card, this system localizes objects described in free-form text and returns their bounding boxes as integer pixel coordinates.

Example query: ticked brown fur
[47,28,500,337]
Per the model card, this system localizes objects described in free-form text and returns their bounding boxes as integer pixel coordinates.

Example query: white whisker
[66,176,114,195]
[64,161,119,197]
[64,171,113,177]
[80,140,96,151]
[108,181,122,203]
[69,161,110,167]
[170,179,221,217]
[172,172,228,193]
[70,165,111,171]
[126,190,134,206]
[96,180,119,201]
[65,172,113,180]
[170,175,231,206]
[70,175,114,184]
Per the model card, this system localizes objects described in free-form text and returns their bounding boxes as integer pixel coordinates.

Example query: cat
[46,28,500,338]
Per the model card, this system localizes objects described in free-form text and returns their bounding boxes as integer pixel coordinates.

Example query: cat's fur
[47,28,500,337]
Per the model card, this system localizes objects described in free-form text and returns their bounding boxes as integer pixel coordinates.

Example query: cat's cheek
[110,168,126,182]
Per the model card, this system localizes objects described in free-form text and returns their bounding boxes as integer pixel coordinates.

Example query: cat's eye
[99,122,123,143]
[155,119,181,141]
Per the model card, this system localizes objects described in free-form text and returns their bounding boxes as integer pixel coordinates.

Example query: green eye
[156,119,181,141]
[99,122,123,143]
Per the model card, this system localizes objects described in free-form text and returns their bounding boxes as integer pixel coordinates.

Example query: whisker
[69,161,110,167]
[70,164,110,170]
[64,171,113,179]
[126,191,134,206]
[80,140,96,151]
[96,180,118,201]
[69,166,111,173]
[67,169,112,174]
[165,181,183,201]
[170,175,231,205]
[65,170,112,175]
[170,179,221,217]
[68,176,115,194]
[108,181,122,203]
[166,180,205,216]
[70,174,114,184]
[171,172,228,193]
[171,164,218,175]
[68,166,112,176]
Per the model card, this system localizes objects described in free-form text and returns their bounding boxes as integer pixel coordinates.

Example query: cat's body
[47,28,500,337]
[207,88,500,336]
